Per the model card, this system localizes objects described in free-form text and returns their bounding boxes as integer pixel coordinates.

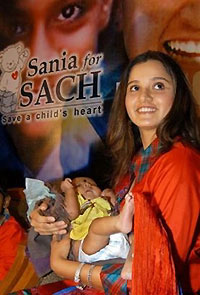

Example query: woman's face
[122,0,200,104]
[1,0,112,137]
[125,60,176,135]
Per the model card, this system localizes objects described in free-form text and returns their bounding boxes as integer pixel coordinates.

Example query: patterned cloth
[100,264,128,295]
[130,137,160,184]
[100,138,161,295]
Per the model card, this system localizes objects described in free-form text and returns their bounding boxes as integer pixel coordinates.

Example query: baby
[25,177,133,279]
[52,177,133,280]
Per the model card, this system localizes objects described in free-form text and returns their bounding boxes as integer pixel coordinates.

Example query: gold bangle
[87,264,96,287]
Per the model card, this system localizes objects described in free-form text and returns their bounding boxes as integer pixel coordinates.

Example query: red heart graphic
[12,71,18,80]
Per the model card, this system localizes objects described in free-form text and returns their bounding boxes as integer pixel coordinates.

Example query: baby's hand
[101,188,116,206]
[60,178,74,193]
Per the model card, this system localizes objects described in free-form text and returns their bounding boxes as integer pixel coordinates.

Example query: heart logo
[12,71,18,80]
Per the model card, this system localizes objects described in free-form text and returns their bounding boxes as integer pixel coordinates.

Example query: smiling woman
[125,60,175,148]
[105,50,200,294]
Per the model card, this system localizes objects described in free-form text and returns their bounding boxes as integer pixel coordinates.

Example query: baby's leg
[82,215,115,255]
[82,193,134,255]
[116,192,134,234]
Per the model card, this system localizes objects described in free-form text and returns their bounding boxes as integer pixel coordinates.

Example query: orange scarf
[131,191,177,295]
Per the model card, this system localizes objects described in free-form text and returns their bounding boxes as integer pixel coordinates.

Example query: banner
[0,0,126,188]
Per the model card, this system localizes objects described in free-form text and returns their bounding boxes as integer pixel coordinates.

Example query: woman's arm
[50,234,103,289]
[150,145,200,273]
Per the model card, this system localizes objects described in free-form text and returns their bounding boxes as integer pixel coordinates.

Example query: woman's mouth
[164,40,200,60]
[137,107,157,113]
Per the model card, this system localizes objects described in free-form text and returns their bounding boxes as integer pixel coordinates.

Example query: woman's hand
[30,201,68,235]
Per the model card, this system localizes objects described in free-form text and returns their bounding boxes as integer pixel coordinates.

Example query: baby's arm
[61,178,80,220]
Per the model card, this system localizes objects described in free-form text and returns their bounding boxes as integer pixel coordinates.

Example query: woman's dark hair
[107,50,200,187]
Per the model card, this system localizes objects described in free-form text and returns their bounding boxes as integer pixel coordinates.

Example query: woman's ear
[98,0,113,31]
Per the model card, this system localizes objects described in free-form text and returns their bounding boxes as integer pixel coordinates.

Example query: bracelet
[74,262,85,283]
[87,264,96,287]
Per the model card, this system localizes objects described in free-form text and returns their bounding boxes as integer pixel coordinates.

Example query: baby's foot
[116,193,134,234]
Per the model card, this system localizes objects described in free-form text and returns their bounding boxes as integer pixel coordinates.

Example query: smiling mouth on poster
[0,42,105,125]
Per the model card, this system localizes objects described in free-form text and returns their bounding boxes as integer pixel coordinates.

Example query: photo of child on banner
[0,0,126,188]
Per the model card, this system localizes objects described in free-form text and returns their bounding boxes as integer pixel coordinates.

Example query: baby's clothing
[71,193,130,263]
[70,193,111,240]
[78,232,130,263]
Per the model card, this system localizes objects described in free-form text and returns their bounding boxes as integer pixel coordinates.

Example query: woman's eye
[130,85,139,92]
[12,22,27,36]
[14,25,24,35]
[58,4,82,21]
[154,83,164,90]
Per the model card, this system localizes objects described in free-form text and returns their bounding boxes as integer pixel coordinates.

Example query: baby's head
[72,177,101,200]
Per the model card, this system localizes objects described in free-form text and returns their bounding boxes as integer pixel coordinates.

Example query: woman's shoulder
[150,141,200,181]
[162,141,200,164]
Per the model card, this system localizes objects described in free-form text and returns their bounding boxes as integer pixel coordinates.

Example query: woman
[37,51,200,294]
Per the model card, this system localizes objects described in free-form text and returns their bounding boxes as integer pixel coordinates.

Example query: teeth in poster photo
[164,40,200,60]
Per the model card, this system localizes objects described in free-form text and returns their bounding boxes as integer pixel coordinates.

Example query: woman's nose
[139,88,153,102]
[29,23,56,61]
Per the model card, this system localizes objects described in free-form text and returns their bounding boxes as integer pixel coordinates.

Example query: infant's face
[73,177,101,200]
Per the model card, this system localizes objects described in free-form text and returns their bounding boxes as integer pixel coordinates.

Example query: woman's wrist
[73,263,97,289]
[87,264,96,287]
